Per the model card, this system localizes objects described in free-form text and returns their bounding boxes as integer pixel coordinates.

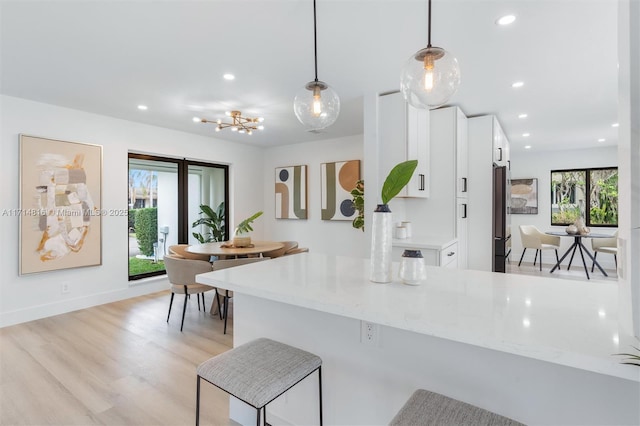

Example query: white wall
[0,95,264,327]
[262,135,367,258]
[509,146,619,269]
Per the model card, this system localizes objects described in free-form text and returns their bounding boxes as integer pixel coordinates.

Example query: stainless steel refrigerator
[493,164,511,272]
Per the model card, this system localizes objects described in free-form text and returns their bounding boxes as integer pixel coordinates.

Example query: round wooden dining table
[186,241,284,258]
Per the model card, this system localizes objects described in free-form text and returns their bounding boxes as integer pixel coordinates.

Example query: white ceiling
[0,0,620,152]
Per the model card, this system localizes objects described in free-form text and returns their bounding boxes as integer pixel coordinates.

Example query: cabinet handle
[419,174,425,191]
[447,252,455,256]
[497,148,503,162]
[462,203,467,219]
[462,177,467,193]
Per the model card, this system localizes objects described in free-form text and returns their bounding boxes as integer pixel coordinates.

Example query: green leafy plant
[350,179,365,231]
[192,202,226,243]
[614,346,640,367]
[135,207,157,256]
[381,160,418,204]
[235,211,263,235]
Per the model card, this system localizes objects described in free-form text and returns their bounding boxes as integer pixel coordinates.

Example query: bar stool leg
[196,376,201,426]
[318,366,323,426]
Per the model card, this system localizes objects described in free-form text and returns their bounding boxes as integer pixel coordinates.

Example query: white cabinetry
[392,238,458,268]
[467,115,510,272]
[428,106,468,268]
[378,91,429,198]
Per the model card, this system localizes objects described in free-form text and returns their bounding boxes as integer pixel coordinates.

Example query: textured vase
[370,204,393,283]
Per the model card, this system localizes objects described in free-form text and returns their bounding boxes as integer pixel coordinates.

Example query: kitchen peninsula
[196,253,639,425]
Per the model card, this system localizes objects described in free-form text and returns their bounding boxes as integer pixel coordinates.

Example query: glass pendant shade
[400,46,461,109]
[293,80,340,132]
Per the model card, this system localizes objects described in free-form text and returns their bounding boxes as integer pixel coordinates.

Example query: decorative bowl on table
[232,236,252,248]
[566,225,578,235]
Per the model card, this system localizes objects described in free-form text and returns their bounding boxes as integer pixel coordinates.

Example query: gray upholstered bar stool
[390,389,523,426]
[196,338,323,426]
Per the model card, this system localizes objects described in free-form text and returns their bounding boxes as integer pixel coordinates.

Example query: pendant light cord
[313,0,319,82]
[427,0,432,48]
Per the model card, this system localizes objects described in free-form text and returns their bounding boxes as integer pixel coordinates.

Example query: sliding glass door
[128,154,228,280]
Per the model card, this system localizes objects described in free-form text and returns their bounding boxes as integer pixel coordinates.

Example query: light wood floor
[0,290,236,426]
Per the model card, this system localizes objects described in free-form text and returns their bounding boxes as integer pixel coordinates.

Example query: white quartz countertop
[392,236,457,250]
[196,253,640,382]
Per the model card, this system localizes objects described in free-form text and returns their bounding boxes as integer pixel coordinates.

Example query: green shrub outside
[135,208,157,256]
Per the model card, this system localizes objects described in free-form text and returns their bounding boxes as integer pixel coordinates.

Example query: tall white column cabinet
[467,115,510,272]
[428,106,469,268]
[378,91,429,198]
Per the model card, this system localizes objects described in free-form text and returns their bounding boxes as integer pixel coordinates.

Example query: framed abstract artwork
[510,178,538,214]
[320,160,360,221]
[275,165,307,219]
[19,135,103,274]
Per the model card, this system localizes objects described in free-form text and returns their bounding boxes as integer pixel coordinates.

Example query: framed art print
[275,165,307,219]
[320,160,360,221]
[511,178,538,214]
[19,135,103,274]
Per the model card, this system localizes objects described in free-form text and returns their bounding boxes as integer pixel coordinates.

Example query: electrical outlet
[61,282,70,294]
[360,320,379,346]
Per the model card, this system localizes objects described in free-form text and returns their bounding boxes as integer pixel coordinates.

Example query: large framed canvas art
[19,135,103,274]
[510,178,538,214]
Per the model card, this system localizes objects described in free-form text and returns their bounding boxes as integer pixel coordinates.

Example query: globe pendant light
[293,0,340,132]
[400,0,460,109]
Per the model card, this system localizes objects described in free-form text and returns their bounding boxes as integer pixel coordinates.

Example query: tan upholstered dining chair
[591,230,618,272]
[163,254,217,332]
[518,225,561,271]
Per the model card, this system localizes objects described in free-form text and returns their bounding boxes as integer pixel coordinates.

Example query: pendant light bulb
[400,0,460,109]
[293,0,340,131]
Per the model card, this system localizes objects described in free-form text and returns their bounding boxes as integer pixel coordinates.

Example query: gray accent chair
[211,257,270,334]
[390,389,523,426]
[196,338,322,426]
[163,254,217,332]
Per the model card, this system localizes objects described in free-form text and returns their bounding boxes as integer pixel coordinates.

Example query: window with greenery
[550,167,618,227]
[128,154,229,280]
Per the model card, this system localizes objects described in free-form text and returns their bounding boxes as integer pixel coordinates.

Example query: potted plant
[370,159,418,283]
[192,202,226,243]
[232,211,263,247]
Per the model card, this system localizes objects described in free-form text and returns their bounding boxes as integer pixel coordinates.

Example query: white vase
[370,204,393,283]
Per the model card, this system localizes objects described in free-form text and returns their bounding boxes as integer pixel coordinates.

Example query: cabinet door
[405,104,429,198]
[379,92,429,198]
[493,117,506,166]
[456,199,468,269]
[456,109,469,198]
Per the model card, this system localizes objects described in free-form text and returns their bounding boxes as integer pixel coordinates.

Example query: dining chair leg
[167,292,175,322]
[614,254,617,270]
[215,291,223,319]
[591,252,598,273]
[539,250,542,271]
[197,292,201,311]
[201,293,205,311]
[181,285,188,332]
[533,249,539,266]
[518,249,526,267]
[555,249,561,270]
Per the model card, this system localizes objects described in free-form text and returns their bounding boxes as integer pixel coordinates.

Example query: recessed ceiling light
[192,117,201,123]
[522,133,530,137]
[223,73,235,81]
[512,81,524,88]
[137,105,148,110]
[598,138,606,142]
[518,113,528,119]
[611,122,619,127]
[496,15,516,25]
[524,145,531,149]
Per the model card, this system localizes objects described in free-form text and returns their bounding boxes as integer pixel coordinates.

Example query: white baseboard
[0,278,168,328]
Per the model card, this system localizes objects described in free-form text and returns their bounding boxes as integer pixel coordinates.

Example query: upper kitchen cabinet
[492,116,509,166]
[378,91,429,198]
